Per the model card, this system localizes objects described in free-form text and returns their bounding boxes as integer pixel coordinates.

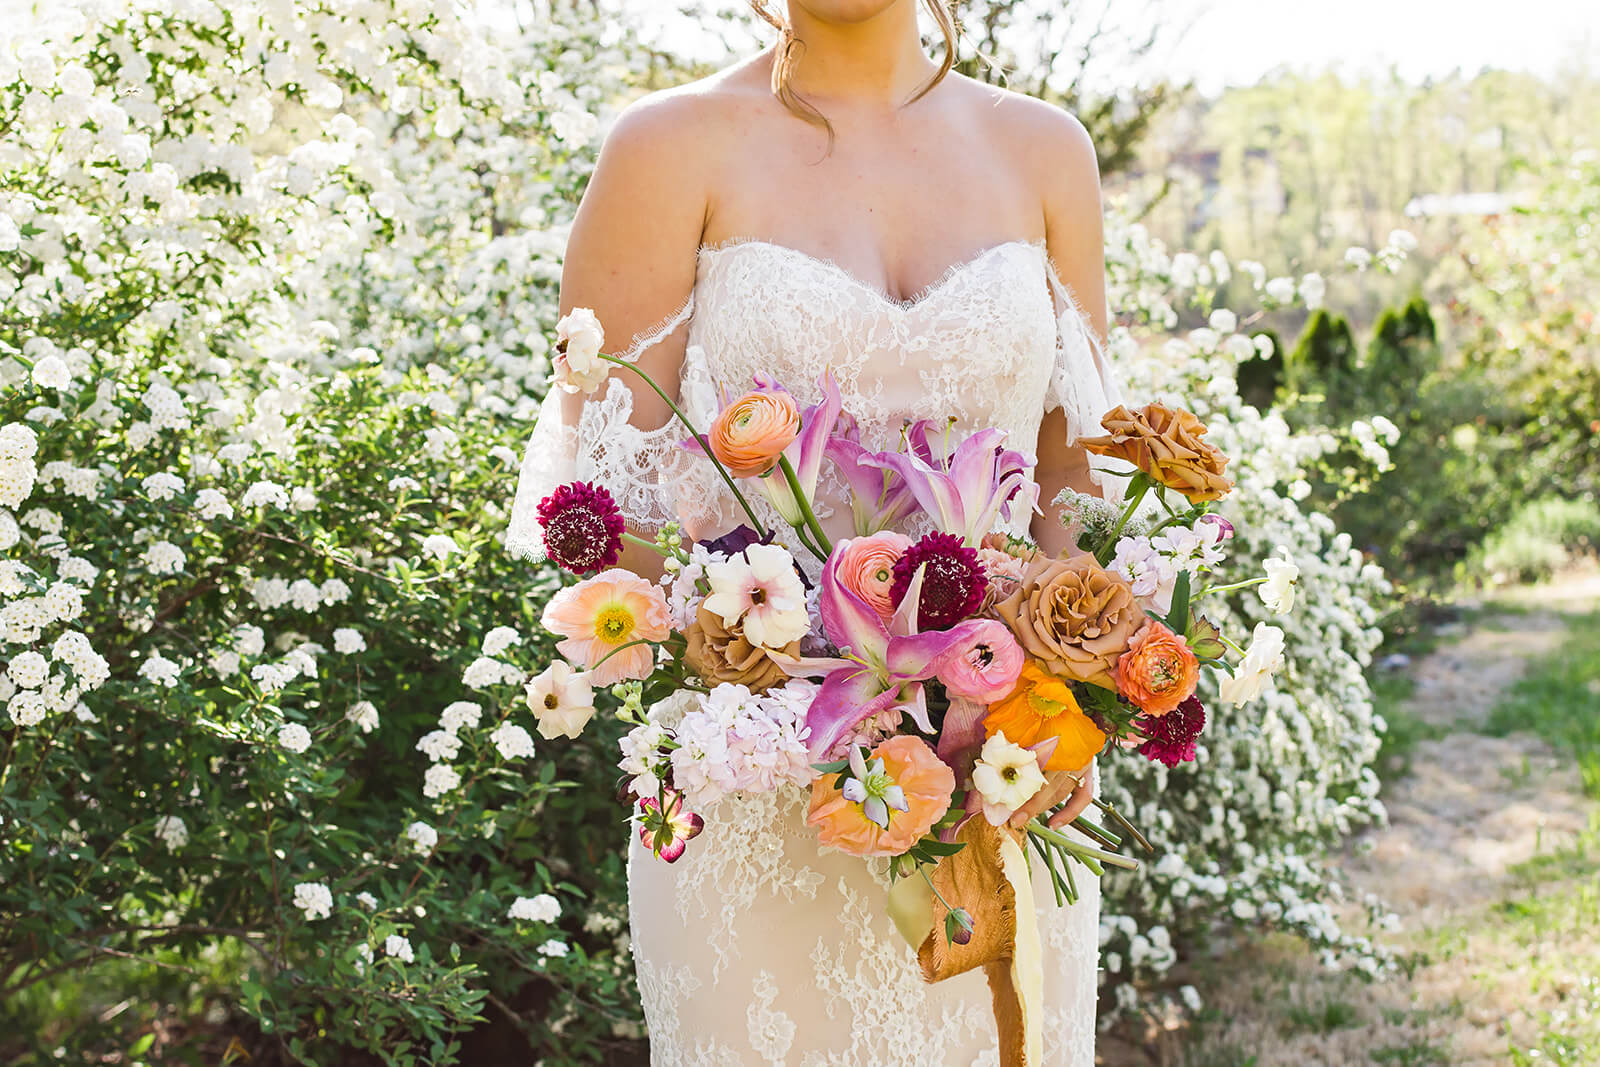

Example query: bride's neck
[778,3,941,109]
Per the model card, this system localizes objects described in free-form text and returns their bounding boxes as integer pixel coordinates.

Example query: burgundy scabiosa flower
[637,788,704,863]
[1136,694,1206,768]
[890,531,987,631]
[537,481,626,574]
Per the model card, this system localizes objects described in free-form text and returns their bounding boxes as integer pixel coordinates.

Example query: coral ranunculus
[1078,402,1234,502]
[832,531,913,620]
[806,735,954,857]
[707,385,801,478]
[540,568,672,685]
[984,661,1107,773]
[1114,617,1200,716]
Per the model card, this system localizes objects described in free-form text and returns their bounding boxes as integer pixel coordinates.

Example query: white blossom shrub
[0,0,1408,1058]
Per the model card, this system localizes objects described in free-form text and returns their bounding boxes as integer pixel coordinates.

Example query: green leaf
[1165,569,1191,633]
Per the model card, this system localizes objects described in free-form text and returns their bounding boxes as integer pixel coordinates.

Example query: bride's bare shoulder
[593,57,771,177]
[947,73,1101,195]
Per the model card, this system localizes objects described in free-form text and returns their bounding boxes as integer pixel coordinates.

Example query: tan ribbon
[887,817,1043,1067]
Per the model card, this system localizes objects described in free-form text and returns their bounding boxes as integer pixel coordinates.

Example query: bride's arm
[1029,111,1113,565]
[552,93,712,578]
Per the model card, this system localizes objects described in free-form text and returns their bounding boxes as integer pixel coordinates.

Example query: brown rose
[993,554,1145,690]
[682,601,798,692]
[1077,402,1234,502]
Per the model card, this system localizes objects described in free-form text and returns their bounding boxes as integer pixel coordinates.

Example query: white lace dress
[507,236,1128,1066]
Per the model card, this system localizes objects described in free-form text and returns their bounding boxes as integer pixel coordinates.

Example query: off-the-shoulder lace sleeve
[504,296,736,562]
[1041,257,1127,507]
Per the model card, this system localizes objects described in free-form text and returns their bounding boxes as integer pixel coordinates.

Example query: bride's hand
[1006,761,1095,830]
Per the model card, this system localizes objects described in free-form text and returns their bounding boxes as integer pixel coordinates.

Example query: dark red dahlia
[1136,695,1206,768]
[890,531,987,630]
[537,481,626,574]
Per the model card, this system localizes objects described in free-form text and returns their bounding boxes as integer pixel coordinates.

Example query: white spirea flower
[422,763,461,798]
[142,472,185,500]
[482,625,521,657]
[210,649,240,677]
[346,700,379,733]
[242,480,289,509]
[320,578,351,604]
[384,934,414,962]
[1298,272,1327,310]
[404,820,437,854]
[153,815,188,851]
[233,624,265,657]
[439,701,481,733]
[416,729,461,762]
[6,650,48,689]
[537,939,569,958]
[420,533,456,561]
[1264,277,1296,304]
[333,627,366,654]
[139,652,181,688]
[195,488,233,520]
[32,355,71,390]
[8,690,47,727]
[490,721,535,760]
[142,540,186,574]
[508,893,561,923]
[356,892,378,911]
[278,722,313,754]
[462,655,521,689]
[293,882,333,921]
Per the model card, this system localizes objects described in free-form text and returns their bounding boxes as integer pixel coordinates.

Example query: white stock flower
[278,722,313,753]
[346,700,380,733]
[293,882,333,921]
[1259,547,1300,614]
[404,820,438,854]
[490,721,536,760]
[972,732,1048,826]
[1218,623,1287,706]
[525,660,596,739]
[551,307,608,394]
[508,893,560,923]
[153,815,188,851]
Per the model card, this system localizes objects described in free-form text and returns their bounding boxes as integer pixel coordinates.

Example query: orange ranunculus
[833,531,913,619]
[707,388,801,478]
[984,661,1107,772]
[1114,617,1200,716]
[807,734,955,857]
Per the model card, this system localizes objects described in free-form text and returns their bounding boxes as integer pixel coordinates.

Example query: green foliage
[1285,309,1360,408]
[1482,609,1600,799]
[1236,328,1283,411]
[1472,496,1600,583]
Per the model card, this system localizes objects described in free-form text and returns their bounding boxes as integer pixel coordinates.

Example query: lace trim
[1039,254,1128,508]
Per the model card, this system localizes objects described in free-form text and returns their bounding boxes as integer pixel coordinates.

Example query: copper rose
[682,600,797,692]
[993,554,1145,691]
[1077,403,1234,502]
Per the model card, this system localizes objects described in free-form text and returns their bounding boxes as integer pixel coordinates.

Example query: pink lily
[825,414,920,535]
[776,546,998,760]
[857,419,1040,546]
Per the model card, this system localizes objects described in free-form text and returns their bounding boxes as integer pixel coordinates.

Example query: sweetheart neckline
[695,235,1049,312]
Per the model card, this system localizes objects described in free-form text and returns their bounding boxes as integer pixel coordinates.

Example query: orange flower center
[593,603,635,644]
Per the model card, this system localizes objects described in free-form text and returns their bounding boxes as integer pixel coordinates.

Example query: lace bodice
[507,236,1126,1065]
[505,235,1126,567]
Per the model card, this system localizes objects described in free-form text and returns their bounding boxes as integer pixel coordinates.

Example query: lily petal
[819,541,892,663]
[805,670,901,760]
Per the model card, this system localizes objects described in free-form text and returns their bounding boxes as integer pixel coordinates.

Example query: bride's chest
[684,239,1059,444]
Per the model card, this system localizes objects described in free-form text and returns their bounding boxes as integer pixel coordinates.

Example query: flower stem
[588,638,654,674]
[600,354,769,539]
[1095,476,1150,565]
[777,455,833,560]
[1090,798,1154,854]
[1194,576,1268,598]
[622,532,667,555]
[1027,820,1140,871]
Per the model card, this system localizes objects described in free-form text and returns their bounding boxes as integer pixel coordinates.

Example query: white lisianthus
[278,722,313,754]
[332,627,366,654]
[551,307,608,394]
[508,893,561,923]
[525,660,597,739]
[1218,623,1287,706]
[404,820,437,854]
[702,543,809,649]
[971,731,1048,826]
[490,721,536,760]
[1258,547,1300,614]
[293,882,333,921]
[346,700,380,733]
[153,815,188,852]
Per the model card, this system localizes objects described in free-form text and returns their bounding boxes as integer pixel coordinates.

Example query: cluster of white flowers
[0,424,39,508]
[153,815,188,852]
[404,820,438,854]
[508,893,561,923]
[293,882,333,921]
[384,934,415,963]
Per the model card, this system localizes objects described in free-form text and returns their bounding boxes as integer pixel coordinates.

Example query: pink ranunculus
[541,568,672,685]
[832,532,913,621]
[933,619,1026,703]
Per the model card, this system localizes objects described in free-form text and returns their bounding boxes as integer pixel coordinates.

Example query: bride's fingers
[1046,764,1095,829]
[1007,768,1079,829]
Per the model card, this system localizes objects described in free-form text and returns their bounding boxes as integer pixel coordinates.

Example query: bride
[508,1,1129,1062]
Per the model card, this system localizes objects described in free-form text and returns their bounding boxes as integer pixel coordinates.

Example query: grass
[1480,608,1600,799]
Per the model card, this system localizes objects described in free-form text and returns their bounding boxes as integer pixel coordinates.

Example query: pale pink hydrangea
[666,680,817,810]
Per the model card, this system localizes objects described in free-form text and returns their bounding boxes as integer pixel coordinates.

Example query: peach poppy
[807,734,954,857]
[540,568,672,685]
[984,661,1107,772]
[1114,617,1200,716]
[708,387,801,478]
[832,531,913,620]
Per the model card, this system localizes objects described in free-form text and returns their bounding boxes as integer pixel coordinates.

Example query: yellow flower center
[593,603,635,644]
[1025,689,1070,719]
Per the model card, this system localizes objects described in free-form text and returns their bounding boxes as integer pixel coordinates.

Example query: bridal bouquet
[520,308,1295,1064]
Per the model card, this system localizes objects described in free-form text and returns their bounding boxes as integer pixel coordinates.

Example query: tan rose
[682,600,797,692]
[1077,403,1234,502]
[993,554,1145,690]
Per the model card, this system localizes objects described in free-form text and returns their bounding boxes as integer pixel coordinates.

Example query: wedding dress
[507,234,1128,1066]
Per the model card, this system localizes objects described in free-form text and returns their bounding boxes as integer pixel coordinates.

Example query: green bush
[1472,496,1600,583]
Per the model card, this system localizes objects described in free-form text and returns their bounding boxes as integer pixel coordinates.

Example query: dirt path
[1101,566,1600,1066]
